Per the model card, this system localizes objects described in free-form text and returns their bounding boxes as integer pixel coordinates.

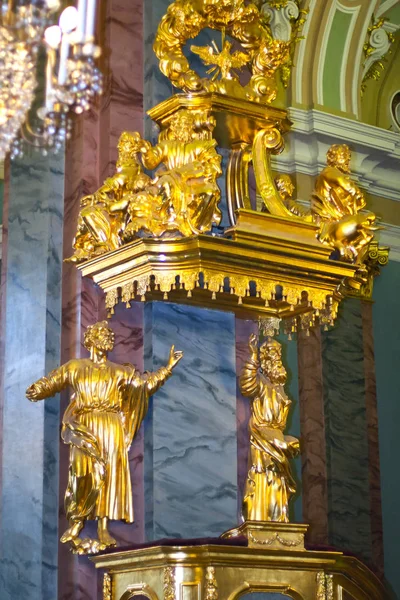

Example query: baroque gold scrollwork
[153,0,291,104]
[164,567,176,600]
[103,573,112,600]
[205,567,218,600]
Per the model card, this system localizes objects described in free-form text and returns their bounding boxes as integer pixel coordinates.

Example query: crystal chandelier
[0,1,103,161]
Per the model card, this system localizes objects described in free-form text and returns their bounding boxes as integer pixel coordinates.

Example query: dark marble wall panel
[361,300,384,576]
[373,261,400,597]
[108,302,145,545]
[144,303,238,539]
[297,328,329,546]
[0,151,64,600]
[321,299,372,562]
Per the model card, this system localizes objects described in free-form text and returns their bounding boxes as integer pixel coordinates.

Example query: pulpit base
[92,536,388,600]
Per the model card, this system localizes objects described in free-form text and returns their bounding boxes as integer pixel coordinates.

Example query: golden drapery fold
[31,359,171,524]
[240,351,299,522]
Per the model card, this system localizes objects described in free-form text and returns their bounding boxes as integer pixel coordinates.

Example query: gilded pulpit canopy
[26,321,183,554]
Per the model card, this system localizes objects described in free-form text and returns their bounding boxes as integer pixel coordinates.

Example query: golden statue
[68,110,222,261]
[124,109,222,239]
[311,144,379,262]
[153,0,290,103]
[274,174,311,220]
[26,321,183,554]
[240,334,299,522]
[68,132,151,263]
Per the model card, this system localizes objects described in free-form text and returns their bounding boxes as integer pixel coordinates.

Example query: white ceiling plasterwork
[272,107,400,202]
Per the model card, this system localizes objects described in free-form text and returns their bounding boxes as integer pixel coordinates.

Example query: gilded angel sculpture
[68,109,222,262]
[124,109,222,239]
[240,334,299,522]
[26,321,183,554]
[68,132,151,263]
[311,144,378,262]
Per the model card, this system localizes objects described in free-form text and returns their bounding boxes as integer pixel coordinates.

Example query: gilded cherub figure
[311,144,379,263]
[68,132,151,263]
[124,109,222,239]
[240,334,299,522]
[274,174,311,220]
[26,321,183,554]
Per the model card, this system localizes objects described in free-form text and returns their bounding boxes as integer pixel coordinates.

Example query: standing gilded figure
[240,334,299,522]
[26,321,183,554]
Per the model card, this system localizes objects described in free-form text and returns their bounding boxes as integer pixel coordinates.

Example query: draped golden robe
[240,354,299,522]
[32,359,171,523]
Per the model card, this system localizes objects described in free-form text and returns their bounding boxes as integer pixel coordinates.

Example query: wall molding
[272,107,400,201]
[378,222,400,262]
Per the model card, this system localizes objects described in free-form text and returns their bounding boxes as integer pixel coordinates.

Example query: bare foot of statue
[98,517,117,548]
[60,519,83,544]
[72,537,108,555]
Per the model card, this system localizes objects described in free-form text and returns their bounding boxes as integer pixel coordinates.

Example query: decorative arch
[290,0,386,117]
[119,583,160,600]
[227,581,305,600]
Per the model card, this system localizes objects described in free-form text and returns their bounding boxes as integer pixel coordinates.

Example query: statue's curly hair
[326,144,350,167]
[84,321,114,351]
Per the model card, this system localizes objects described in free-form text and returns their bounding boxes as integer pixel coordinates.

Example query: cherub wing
[231,50,250,69]
[190,44,217,66]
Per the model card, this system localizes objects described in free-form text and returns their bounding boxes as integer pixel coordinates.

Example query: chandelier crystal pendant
[0,0,103,161]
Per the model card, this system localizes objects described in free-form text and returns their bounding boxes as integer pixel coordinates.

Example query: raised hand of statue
[26,383,42,402]
[167,345,183,371]
[248,333,259,357]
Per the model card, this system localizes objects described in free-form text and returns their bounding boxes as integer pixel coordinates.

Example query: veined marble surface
[297,328,329,545]
[322,299,372,562]
[144,303,238,539]
[361,301,383,575]
[144,0,174,143]
[59,0,145,595]
[108,302,145,545]
[0,150,64,600]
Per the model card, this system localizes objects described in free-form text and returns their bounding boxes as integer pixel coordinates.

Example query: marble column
[0,151,65,600]
[297,328,329,546]
[59,0,145,596]
[144,303,238,539]
[361,300,384,576]
[321,299,372,563]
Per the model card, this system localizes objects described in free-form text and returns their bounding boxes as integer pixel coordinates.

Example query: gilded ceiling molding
[349,3,377,117]
[361,18,396,92]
